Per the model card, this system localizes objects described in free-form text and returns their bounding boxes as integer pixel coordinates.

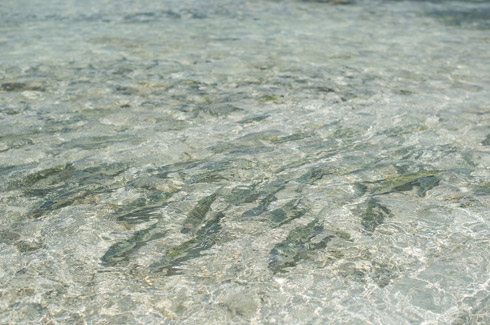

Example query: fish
[268,219,333,273]
[227,182,263,205]
[181,191,219,234]
[28,187,93,218]
[114,191,176,224]
[150,212,225,275]
[371,170,441,197]
[353,182,368,197]
[241,181,286,218]
[393,175,440,197]
[12,164,76,191]
[1,82,45,92]
[482,134,490,146]
[296,167,330,184]
[268,199,307,228]
[360,198,392,232]
[238,114,270,124]
[101,223,166,267]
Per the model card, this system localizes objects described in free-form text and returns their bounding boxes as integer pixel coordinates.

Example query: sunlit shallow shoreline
[0,0,489,323]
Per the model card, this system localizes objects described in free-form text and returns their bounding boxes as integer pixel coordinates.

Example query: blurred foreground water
[1,0,489,323]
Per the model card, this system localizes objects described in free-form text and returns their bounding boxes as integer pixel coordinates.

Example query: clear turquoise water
[1,0,489,323]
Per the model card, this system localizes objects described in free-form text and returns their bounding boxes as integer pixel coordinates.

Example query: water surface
[1,0,489,323]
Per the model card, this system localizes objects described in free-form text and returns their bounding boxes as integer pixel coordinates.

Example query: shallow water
[1,0,489,323]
